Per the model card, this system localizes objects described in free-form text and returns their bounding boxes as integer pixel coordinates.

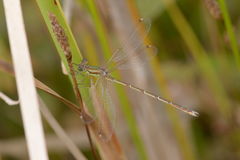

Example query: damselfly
[78,18,198,117]
[78,58,198,116]
[78,18,199,140]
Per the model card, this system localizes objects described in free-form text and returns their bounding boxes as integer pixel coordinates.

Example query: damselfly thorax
[78,59,109,77]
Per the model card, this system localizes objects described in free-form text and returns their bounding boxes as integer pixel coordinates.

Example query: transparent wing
[89,77,115,141]
[78,77,97,124]
[104,18,157,72]
[108,44,157,73]
[74,70,97,124]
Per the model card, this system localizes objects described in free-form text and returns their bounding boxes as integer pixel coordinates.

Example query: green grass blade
[35,0,82,67]
[217,0,240,68]
[34,0,91,101]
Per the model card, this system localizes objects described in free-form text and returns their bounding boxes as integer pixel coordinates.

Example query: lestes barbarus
[78,18,199,140]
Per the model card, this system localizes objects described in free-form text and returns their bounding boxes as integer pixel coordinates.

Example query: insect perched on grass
[77,18,199,141]
[78,56,199,117]
[78,57,199,116]
[49,12,198,141]
[77,18,199,118]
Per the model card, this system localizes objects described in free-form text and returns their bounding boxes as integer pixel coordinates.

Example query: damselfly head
[78,65,84,71]
[78,59,88,71]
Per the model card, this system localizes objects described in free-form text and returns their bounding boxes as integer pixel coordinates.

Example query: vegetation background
[0,0,240,160]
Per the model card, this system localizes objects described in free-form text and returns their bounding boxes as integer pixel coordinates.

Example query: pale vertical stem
[3,0,48,160]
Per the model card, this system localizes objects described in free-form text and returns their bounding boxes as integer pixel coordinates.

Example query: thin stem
[85,125,100,160]
[217,0,240,68]
[49,13,100,160]
[68,62,100,160]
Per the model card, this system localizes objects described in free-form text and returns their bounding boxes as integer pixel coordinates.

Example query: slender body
[78,60,199,117]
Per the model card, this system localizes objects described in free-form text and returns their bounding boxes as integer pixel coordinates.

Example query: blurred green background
[1,0,240,160]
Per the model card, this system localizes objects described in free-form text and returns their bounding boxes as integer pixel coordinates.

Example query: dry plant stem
[0,92,19,105]
[0,60,125,160]
[0,59,126,159]
[38,97,86,160]
[68,62,99,160]
[0,59,81,115]
[49,13,99,160]
[0,61,85,159]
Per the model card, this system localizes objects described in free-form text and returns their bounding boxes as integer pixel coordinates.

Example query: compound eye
[78,66,84,71]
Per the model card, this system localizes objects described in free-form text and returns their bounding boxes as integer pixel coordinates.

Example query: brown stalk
[1,11,128,159]
[0,59,80,114]
[0,59,127,160]
[48,13,100,160]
